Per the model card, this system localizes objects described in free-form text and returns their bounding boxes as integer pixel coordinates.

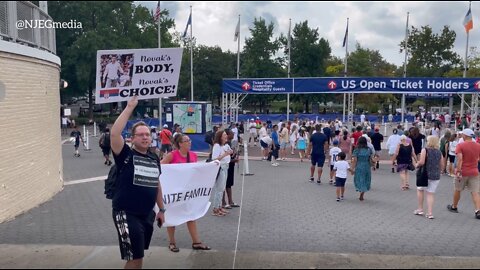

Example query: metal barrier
[0,1,56,54]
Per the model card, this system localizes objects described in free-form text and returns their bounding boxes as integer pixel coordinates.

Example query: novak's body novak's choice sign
[95,48,183,104]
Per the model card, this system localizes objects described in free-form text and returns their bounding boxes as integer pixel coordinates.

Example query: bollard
[384,123,387,136]
[404,120,408,130]
[93,122,97,137]
[84,130,91,151]
[241,140,254,176]
[83,125,86,138]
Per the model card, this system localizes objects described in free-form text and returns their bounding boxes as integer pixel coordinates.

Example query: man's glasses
[134,133,151,137]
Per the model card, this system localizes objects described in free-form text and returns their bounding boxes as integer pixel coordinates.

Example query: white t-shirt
[62,117,68,125]
[231,127,239,141]
[334,160,350,179]
[212,143,232,165]
[261,136,272,146]
[329,147,342,164]
[360,114,366,123]
[258,127,267,139]
[249,123,257,134]
[104,61,122,79]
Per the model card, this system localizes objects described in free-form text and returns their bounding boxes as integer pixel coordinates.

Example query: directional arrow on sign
[327,80,337,90]
[474,81,480,89]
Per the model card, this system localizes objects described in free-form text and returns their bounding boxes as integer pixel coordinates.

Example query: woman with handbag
[392,135,418,190]
[414,136,443,219]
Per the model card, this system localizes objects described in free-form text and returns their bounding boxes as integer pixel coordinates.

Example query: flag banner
[96,48,183,104]
[464,7,473,33]
[342,22,348,47]
[156,162,220,227]
[223,77,480,94]
[182,12,192,38]
[287,20,291,51]
[234,17,240,41]
[154,1,161,22]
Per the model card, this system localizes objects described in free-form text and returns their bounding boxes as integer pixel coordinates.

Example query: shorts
[260,140,268,149]
[226,162,235,188]
[375,150,381,157]
[454,175,480,192]
[112,209,155,261]
[102,147,111,156]
[417,179,440,193]
[335,177,347,187]
[448,154,456,163]
[330,165,335,172]
[280,142,288,149]
[161,144,172,153]
[311,154,326,167]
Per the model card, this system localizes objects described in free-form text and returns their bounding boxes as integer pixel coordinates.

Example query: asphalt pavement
[1,128,480,268]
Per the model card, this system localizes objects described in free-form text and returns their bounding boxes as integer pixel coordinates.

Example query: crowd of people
[71,100,480,269]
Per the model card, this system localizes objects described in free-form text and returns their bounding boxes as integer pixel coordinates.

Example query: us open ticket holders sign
[95,48,183,104]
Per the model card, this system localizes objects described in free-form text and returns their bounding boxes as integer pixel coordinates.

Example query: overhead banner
[223,77,480,94]
[96,48,183,104]
[157,161,220,227]
[222,78,294,94]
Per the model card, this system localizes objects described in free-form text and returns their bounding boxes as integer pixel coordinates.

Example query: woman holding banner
[161,134,211,252]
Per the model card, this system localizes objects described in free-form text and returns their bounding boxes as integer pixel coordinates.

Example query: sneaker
[329,180,334,185]
[316,180,321,184]
[447,204,459,213]
[376,162,379,169]
[391,168,395,173]
[271,163,279,167]
[336,198,340,202]
[309,177,314,183]
[340,196,344,201]
[475,210,480,219]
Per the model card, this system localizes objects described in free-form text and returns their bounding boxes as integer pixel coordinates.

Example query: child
[333,152,351,201]
[329,140,342,185]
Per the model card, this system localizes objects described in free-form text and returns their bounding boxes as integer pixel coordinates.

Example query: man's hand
[127,95,139,109]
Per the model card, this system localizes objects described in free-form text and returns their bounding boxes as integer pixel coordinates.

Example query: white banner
[95,48,183,104]
[158,162,220,227]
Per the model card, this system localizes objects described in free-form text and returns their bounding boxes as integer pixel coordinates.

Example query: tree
[348,43,398,113]
[241,17,284,113]
[279,21,332,113]
[400,25,461,77]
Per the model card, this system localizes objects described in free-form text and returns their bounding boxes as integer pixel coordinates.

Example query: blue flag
[182,12,192,38]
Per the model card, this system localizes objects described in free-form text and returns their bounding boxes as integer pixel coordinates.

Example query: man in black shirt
[306,125,329,184]
[370,128,384,169]
[110,96,166,269]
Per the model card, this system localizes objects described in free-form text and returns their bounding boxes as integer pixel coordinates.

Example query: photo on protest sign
[95,48,183,104]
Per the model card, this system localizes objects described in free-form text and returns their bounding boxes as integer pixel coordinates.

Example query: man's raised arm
[111,96,138,155]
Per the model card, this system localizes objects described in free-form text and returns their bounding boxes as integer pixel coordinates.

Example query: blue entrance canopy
[222,77,480,94]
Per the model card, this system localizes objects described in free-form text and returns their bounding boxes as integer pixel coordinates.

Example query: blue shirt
[272,131,279,145]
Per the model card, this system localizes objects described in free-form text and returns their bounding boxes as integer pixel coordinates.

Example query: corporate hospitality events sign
[95,48,183,104]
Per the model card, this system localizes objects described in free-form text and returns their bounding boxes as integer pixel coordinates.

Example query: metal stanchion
[241,140,254,176]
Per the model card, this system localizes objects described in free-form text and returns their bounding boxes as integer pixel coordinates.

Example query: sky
[138,1,476,67]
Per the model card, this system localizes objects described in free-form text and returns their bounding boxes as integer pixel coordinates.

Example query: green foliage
[400,25,461,77]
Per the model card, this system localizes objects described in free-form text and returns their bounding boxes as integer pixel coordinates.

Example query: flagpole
[401,12,409,123]
[189,6,194,102]
[461,2,472,118]
[343,18,349,124]
[235,15,240,123]
[287,18,291,122]
[157,1,162,128]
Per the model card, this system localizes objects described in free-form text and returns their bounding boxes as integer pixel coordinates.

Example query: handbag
[416,149,428,187]
[407,163,416,171]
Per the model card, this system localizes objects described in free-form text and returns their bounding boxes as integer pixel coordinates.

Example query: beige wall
[0,51,63,223]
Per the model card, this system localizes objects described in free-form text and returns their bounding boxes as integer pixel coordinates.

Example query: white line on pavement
[64,176,107,186]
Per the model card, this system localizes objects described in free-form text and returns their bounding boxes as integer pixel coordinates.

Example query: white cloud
[139,1,477,67]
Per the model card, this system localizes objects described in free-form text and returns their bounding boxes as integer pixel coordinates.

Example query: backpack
[104,150,159,199]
